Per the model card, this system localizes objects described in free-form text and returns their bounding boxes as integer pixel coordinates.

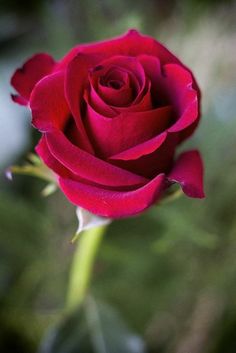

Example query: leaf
[6,153,58,196]
[6,153,56,183]
[41,183,58,197]
[27,153,42,166]
[38,297,146,353]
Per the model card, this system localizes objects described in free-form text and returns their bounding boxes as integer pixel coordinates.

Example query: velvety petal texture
[167,150,205,198]
[11,53,56,105]
[30,71,69,131]
[59,173,165,218]
[11,29,204,218]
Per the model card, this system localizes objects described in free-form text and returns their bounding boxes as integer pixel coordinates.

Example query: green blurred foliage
[38,298,146,353]
[1,0,236,352]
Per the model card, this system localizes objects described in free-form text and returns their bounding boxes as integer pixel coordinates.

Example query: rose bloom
[11,30,204,218]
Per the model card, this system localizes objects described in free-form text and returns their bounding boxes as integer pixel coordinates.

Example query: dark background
[0,0,236,352]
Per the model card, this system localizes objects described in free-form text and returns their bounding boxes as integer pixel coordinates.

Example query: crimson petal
[65,53,105,153]
[36,136,71,178]
[62,30,180,65]
[167,150,205,198]
[138,55,161,104]
[11,53,55,105]
[30,71,69,132]
[96,67,133,107]
[109,133,178,178]
[110,132,167,160]
[88,84,117,117]
[85,103,172,158]
[57,29,200,96]
[160,64,199,136]
[59,173,165,218]
[46,130,148,188]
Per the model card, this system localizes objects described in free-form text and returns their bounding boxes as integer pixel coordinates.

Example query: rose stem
[66,225,107,313]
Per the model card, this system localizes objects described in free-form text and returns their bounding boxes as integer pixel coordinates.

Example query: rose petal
[88,78,151,117]
[11,53,55,105]
[159,64,199,135]
[36,135,70,178]
[88,65,134,116]
[98,83,133,106]
[115,79,152,113]
[46,130,148,188]
[62,30,179,65]
[167,150,205,198]
[88,84,117,117]
[30,71,69,132]
[109,133,178,178]
[57,29,200,96]
[94,55,145,92]
[65,53,105,153]
[59,173,165,218]
[96,67,133,107]
[138,55,161,104]
[82,29,201,96]
[11,94,28,106]
[178,118,200,143]
[85,102,173,157]
[110,132,167,160]
[88,55,151,113]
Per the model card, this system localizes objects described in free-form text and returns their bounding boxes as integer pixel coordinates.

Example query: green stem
[66,225,107,313]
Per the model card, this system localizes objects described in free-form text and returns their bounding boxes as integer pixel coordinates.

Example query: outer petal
[60,30,180,67]
[54,29,200,97]
[159,64,200,141]
[35,136,71,178]
[46,130,148,188]
[109,133,178,178]
[11,53,55,105]
[59,173,165,218]
[30,71,69,132]
[167,150,205,198]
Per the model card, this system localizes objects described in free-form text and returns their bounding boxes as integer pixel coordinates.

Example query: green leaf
[7,153,56,183]
[41,183,58,197]
[38,298,146,353]
[6,153,58,196]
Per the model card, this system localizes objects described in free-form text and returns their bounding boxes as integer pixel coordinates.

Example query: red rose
[11,30,204,218]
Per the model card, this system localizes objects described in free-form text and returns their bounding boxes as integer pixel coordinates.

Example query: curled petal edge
[11,53,56,106]
[167,150,205,199]
[59,173,165,218]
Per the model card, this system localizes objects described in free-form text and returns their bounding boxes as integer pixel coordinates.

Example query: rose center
[99,67,129,91]
[100,76,126,90]
[107,79,124,90]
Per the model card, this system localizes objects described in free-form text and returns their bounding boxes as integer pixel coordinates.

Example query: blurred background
[1,0,236,352]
